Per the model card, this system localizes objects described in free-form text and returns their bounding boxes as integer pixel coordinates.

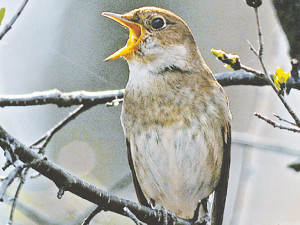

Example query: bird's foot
[153,205,177,225]
[192,214,210,225]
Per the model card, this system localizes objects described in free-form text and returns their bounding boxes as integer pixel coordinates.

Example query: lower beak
[102,12,145,61]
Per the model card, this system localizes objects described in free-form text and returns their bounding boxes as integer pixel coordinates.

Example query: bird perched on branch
[103,7,231,225]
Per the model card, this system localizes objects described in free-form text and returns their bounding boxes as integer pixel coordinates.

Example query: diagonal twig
[7,168,27,225]
[0,0,29,40]
[246,8,300,127]
[124,207,145,225]
[273,113,298,127]
[76,173,132,225]
[31,104,96,152]
[2,194,64,225]
[0,164,26,201]
[254,112,300,133]
[81,206,103,225]
[5,104,97,223]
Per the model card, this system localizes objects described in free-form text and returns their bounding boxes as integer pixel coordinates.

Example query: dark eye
[151,17,165,30]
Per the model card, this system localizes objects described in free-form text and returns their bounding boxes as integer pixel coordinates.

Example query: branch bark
[0,71,300,108]
[0,126,191,225]
[0,89,125,107]
[0,0,29,40]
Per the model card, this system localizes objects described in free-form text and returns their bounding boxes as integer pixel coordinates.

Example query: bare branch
[124,207,145,225]
[31,104,95,152]
[76,173,132,225]
[0,0,29,40]
[273,113,298,127]
[255,8,263,59]
[0,164,25,201]
[3,102,97,223]
[1,71,300,108]
[254,112,300,133]
[0,126,191,225]
[2,194,64,225]
[81,207,103,225]
[7,168,27,225]
[0,89,125,108]
[245,8,300,127]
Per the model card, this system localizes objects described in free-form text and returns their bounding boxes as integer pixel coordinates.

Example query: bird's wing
[126,138,150,207]
[211,123,231,225]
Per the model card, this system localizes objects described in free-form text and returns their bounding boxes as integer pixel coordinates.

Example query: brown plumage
[103,7,231,224]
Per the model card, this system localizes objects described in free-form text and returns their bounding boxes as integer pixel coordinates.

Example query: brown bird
[103,7,231,225]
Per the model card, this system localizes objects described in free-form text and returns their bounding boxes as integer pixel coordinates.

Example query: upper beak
[102,12,145,61]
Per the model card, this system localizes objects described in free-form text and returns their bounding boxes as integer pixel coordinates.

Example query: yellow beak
[102,12,145,61]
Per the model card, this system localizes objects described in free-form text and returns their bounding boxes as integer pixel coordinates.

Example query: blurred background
[0,0,299,224]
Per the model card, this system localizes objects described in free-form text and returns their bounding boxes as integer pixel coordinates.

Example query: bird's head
[102,7,202,73]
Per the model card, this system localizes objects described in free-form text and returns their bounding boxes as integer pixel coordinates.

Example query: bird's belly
[129,124,223,219]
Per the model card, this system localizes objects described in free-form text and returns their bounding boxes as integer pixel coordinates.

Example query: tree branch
[0,89,125,107]
[254,112,300,133]
[31,104,95,153]
[2,194,64,225]
[81,206,103,225]
[0,0,29,40]
[1,71,300,108]
[0,126,191,225]
[0,164,25,201]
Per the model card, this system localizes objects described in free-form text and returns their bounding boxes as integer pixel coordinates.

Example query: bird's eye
[151,17,165,30]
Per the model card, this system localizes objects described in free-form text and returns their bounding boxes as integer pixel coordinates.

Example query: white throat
[127,44,188,88]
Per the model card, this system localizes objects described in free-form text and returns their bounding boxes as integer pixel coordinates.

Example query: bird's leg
[161,207,177,225]
[192,198,210,225]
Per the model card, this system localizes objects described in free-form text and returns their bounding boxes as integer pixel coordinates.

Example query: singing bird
[103,7,231,224]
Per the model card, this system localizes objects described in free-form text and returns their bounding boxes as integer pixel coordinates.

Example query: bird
[102,7,231,225]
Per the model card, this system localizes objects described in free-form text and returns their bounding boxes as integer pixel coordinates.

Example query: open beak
[102,12,145,61]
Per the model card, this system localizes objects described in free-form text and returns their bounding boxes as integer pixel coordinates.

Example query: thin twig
[7,168,27,225]
[273,113,298,127]
[75,173,132,225]
[31,104,95,152]
[274,90,300,126]
[2,194,64,225]
[29,104,95,177]
[0,164,26,201]
[81,207,103,225]
[247,40,259,57]
[0,0,29,40]
[5,104,96,223]
[124,207,145,225]
[240,64,264,77]
[247,8,300,127]
[255,8,263,58]
[254,112,300,133]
